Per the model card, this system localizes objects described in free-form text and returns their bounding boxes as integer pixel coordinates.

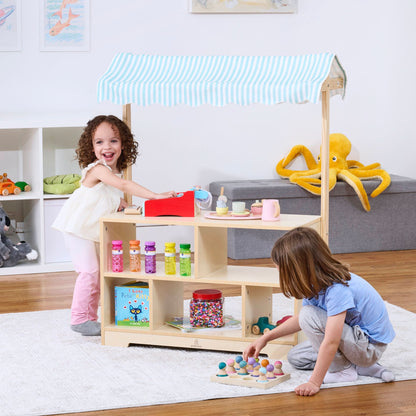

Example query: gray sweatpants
[288,305,387,373]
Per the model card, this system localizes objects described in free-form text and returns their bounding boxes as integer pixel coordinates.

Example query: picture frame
[190,0,297,14]
[40,0,90,52]
[0,0,22,51]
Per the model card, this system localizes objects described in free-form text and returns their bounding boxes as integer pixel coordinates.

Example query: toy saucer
[231,210,250,217]
[204,211,261,220]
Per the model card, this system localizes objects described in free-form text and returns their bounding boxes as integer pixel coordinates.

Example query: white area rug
[0,294,415,416]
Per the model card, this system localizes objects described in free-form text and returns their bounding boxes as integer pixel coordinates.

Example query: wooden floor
[1,250,415,415]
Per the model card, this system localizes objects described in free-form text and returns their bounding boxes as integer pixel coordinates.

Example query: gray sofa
[209,174,416,259]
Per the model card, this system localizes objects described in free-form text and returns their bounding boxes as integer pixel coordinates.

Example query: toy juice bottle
[112,240,123,272]
[144,241,156,274]
[179,243,191,276]
[164,242,176,275]
[129,240,141,272]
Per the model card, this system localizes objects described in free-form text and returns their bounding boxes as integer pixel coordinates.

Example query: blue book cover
[115,282,150,327]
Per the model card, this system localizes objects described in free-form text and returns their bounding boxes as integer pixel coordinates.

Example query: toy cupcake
[250,200,263,216]
[216,187,228,216]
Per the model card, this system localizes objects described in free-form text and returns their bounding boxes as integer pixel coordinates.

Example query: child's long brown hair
[76,115,138,171]
[271,227,350,299]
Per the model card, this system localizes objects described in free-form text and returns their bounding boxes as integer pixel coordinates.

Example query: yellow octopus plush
[275,133,391,211]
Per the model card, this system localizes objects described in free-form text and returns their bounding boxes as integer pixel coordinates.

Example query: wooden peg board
[210,372,290,390]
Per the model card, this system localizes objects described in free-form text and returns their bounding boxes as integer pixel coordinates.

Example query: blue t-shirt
[302,273,395,344]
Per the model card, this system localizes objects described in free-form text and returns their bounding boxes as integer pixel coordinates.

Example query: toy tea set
[208,187,281,221]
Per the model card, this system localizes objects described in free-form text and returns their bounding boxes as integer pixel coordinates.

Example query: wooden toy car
[0,173,21,196]
[251,317,276,335]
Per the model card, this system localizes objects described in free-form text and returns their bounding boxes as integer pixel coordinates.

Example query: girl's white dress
[52,160,123,242]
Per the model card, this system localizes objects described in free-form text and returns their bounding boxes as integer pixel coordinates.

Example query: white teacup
[232,201,246,214]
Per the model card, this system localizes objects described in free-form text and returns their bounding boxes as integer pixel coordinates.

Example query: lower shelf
[0,260,74,276]
[101,324,297,358]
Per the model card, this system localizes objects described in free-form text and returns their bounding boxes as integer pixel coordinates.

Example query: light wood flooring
[1,250,415,415]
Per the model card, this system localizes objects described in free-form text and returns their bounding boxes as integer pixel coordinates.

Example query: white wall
[2,0,416,200]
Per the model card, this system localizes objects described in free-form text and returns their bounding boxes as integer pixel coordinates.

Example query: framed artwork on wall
[40,0,90,51]
[190,0,297,14]
[0,0,22,51]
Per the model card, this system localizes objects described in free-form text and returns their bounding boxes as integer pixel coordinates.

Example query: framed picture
[40,0,90,51]
[190,0,297,14]
[0,0,21,51]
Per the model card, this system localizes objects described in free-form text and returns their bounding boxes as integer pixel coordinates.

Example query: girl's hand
[118,198,129,211]
[242,337,267,361]
[294,381,320,396]
[155,191,176,199]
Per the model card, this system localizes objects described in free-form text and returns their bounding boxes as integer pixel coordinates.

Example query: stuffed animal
[0,206,38,267]
[276,133,391,211]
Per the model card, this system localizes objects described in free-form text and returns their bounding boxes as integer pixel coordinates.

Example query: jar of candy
[190,289,224,328]
[144,241,156,274]
[179,243,191,276]
[129,240,141,272]
[164,242,176,275]
[111,240,123,272]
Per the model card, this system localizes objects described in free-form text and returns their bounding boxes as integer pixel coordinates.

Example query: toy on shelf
[216,186,228,216]
[15,181,31,192]
[251,315,292,335]
[251,317,276,335]
[0,173,21,196]
[211,356,290,389]
[144,190,195,217]
[124,187,212,217]
[0,207,38,267]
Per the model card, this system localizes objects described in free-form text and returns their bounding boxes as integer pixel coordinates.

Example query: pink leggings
[64,233,100,325]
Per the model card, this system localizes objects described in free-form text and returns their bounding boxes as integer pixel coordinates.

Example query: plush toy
[276,133,391,211]
[43,174,81,195]
[0,206,38,267]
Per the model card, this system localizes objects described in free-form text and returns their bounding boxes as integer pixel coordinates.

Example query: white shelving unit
[0,117,84,275]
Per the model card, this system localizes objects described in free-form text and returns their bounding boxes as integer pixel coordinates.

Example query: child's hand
[118,198,129,211]
[294,381,320,396]
[242,337,267,361]
[155,191,176,199]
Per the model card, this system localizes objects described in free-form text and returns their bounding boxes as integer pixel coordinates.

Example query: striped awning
[97,52,346,107]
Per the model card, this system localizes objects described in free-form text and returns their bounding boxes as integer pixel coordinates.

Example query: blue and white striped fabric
[97,52,346,107]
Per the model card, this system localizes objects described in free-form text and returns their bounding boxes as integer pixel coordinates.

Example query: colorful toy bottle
[144,241,156,274]
[129,240,141,272]
[112,240,123,272]
[164,242,176,275]
[179,243,191,276]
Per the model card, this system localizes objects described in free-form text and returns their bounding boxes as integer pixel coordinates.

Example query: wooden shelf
[99,212,318,357]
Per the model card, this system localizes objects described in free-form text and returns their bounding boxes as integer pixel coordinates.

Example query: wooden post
[320,90,330,243]
[122,103,132,205]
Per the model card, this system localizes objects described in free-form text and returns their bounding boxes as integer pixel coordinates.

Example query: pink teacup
[261,199,280,221]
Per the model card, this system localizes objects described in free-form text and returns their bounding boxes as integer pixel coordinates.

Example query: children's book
[115,281,149,327]
[165,315,241,333]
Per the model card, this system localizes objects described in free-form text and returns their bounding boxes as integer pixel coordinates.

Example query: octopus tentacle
[347,169,391,198]
[276,145,318,178]
[338,169,371,211]
[289,169,338,194]
[348,161,381,170]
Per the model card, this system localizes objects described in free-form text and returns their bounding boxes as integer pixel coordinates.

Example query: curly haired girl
[53,115,176,336]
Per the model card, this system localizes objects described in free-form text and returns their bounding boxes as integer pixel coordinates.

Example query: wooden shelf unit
[99,212,320,357]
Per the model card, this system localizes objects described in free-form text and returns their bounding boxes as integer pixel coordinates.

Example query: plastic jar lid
[165,242,175,247]
[192,289,222,300]
[112,240,123,245]
[129,240,140,246]
[180,243,191,249]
